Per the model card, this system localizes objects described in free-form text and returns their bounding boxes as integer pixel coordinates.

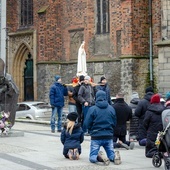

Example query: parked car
[16,101,52,121]
[16,101,69,122]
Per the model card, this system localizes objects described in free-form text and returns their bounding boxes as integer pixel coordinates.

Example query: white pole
[0,0,6,66]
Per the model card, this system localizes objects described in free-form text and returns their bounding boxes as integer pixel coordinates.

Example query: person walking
[72,75,84,124]
[129,92,140,141]
[143,94,164,158]
[60,112,84,160]
[135,86,154,146]
[112,92,134,150]
[49,75,68,133]
[78,75,95,134]
[84,90,121,165]
[96,76,112,105]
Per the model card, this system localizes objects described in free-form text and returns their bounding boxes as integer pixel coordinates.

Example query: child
[60,112,84,160]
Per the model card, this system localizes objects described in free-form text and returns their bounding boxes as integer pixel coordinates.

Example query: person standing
[60,112,84,160]
[84,90,121,165]
[129,92,140,141]
[96,76,112,105]
[67,77,77,113]
[49,75,68,133]
[135,86,154,146]
[112,92,134,150]
[143,94,164,158]
[72,75,84,124]
[78,75,95,134]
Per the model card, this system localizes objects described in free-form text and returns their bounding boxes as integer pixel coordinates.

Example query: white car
[16,101,52,121]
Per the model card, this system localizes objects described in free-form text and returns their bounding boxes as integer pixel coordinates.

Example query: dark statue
[0,58,19,126]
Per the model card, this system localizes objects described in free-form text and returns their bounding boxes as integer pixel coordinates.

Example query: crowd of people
[49,74,170,166]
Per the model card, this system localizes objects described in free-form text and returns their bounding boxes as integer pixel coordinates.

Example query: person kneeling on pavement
[112,92,135,150]
[84,90,121,166]
[60,112,84,160]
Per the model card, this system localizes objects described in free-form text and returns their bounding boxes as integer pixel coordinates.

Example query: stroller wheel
[152,154,162,167]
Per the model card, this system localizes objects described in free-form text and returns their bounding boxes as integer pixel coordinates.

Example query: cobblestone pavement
[0,122,165,170]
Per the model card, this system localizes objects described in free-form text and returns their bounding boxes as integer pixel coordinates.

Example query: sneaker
[51,130,55,133]
[97,151,110,166]
[114,150,121,165]
[57,130,62,132]
[129,142,135,150]
[120,142,129,150]
[68,149,79,160]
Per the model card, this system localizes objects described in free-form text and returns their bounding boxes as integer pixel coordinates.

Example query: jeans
[51,106,63,131]
[68,104,77,113]
[89,139,115,163]
[82,105,90,133]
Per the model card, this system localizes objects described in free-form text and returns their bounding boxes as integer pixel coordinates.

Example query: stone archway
[13,43,33,101]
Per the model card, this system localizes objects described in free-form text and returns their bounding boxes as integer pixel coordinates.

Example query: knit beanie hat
[84,75,91,80]
[100,76,106,82]
[131,92,139,99]
[67,112,78,121]
[55,75,61,82]
[145,86,154,93]
[79,75,84,82]
[165,91,170,100]
[150,94,160,104]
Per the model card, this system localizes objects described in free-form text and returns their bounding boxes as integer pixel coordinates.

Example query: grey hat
[131,92,139,99]
[84,75,91,81]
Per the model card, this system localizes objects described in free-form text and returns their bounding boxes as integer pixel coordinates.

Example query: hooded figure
[143,94,164,158]
[83,90,118,164]
[84,90,116,139]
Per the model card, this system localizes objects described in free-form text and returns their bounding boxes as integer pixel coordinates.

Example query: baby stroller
[152,110,170,170]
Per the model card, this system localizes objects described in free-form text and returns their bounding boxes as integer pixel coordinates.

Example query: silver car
[16,101,52,121]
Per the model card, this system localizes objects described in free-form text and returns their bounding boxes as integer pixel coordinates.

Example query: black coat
[143,103,164,157]
[112,98,132,136]
[135,92,154,140]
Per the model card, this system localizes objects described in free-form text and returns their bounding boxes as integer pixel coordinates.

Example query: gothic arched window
[96,0,110,34]
[20,0,33,27]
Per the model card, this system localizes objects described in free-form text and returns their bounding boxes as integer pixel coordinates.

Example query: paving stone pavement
[0,122,165,170]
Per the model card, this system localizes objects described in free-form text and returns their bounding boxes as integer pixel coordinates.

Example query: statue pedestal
[0,129,24,137]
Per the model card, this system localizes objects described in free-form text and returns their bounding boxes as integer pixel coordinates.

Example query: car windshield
[32,103,51,109]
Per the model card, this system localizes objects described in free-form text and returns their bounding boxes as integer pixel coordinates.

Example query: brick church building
[6,0,170,102]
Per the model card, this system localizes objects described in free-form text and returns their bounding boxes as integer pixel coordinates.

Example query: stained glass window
[20,0,33,27]
[96,0,109,34]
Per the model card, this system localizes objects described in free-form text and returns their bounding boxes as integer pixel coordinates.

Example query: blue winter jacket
[96,83,112,105]
[84,90,117,140]
[49,82,68,107]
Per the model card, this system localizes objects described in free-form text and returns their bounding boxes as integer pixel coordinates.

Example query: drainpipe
[149,0,153,87]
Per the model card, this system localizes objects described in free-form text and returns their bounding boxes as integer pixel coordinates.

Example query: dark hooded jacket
[135,92,154,140]
[84,90,117,140]
[143,103,164,140]
[60,123,84,156]
[113,98,132,136]
[143,103,164,157]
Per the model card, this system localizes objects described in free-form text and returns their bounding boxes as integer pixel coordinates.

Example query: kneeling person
[84,90,121,165]
[60,112,84,160]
